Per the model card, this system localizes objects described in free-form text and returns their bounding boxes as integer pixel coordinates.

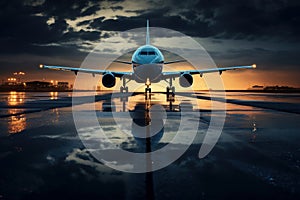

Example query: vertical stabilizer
[146,19,150,45]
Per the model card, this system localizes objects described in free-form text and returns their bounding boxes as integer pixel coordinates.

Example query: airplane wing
[39,64,133,78]
[162,64,256,78]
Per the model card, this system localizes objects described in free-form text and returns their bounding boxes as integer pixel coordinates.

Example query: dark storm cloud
[86,8,212,37]
[1,0,298,56]
[84,0,300,41]
[208,1,299,40]
[37,0,100,20]
[80,4,101,17]
[110,6,123,11]
[210,47,300,71]
[0,1,49,44]
[185,0,300,40]
[0,0,106,77]
[124,9,147,14]
[0,0,105,56]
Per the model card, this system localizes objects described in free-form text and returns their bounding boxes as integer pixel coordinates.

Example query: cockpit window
[148,51,156,55]
[139,50,156,55]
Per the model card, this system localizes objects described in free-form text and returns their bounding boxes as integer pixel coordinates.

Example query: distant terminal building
[3,78,22,86]
[57,82,69,89]
[0,76,71,91]
[25,81,52,89]
[250,85,264,90]
[248,85,298,91]
[264,85,296,91]
[5,78,17,85]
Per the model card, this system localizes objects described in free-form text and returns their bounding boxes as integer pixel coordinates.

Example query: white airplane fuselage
[131,45,164,83]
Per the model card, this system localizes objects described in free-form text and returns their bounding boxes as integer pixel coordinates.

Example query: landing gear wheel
[166,86,175,102]
[166,77,175,102]
[145,87,151,100]
[120,86,129,102]
[171,86,175,94]
[120,86,128,93]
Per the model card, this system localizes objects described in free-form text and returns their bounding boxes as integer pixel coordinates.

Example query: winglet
[146,19,150,45]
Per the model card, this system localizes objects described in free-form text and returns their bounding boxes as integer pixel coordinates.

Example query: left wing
[162,64,256,78]
[39,64,133,78]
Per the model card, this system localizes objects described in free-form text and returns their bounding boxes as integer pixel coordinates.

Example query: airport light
[8,78,17,82]
[13,71,25,75]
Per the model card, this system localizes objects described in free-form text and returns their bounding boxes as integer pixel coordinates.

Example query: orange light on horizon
[8,78,17,82]
[13,72,25,75]
[8,91,25,106]
[50,91,58,100]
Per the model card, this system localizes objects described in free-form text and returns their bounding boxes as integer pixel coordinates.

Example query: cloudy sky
[0,0,299,89]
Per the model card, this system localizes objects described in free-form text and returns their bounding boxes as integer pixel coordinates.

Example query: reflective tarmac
[0,91,299,199]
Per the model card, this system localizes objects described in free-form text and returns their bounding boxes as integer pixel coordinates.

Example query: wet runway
[0,91,299,199]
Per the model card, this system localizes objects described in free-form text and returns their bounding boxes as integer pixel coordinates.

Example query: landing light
[39,64,44,68]
[252,64,257,68]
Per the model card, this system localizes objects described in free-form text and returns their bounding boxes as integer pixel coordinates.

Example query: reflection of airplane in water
[130,103,164,145]
[101,95,194,146]
[40,20,256,97]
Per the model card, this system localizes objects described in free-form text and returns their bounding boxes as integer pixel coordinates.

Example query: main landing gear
[120,77,129,111]
[120,77,129,94]
[166,78,175,102]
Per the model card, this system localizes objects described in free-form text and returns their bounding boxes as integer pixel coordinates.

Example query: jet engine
[102,73,116,88]
[179,73,193,87]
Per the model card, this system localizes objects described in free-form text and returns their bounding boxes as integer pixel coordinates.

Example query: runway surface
[0,91,299,199]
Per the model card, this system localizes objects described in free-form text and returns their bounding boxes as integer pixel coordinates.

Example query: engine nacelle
[102,73,116,88]
[179,73,193,87]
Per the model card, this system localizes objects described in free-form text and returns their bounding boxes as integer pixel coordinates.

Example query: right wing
[162,64,256,79]
[39,64,133,78]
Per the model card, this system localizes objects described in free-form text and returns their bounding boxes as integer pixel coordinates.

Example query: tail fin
[146,19,150,45]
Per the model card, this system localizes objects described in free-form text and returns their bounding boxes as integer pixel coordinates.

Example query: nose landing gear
[145,78,151,100]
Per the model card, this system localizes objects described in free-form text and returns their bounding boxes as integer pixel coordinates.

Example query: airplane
[39,20,256,97]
